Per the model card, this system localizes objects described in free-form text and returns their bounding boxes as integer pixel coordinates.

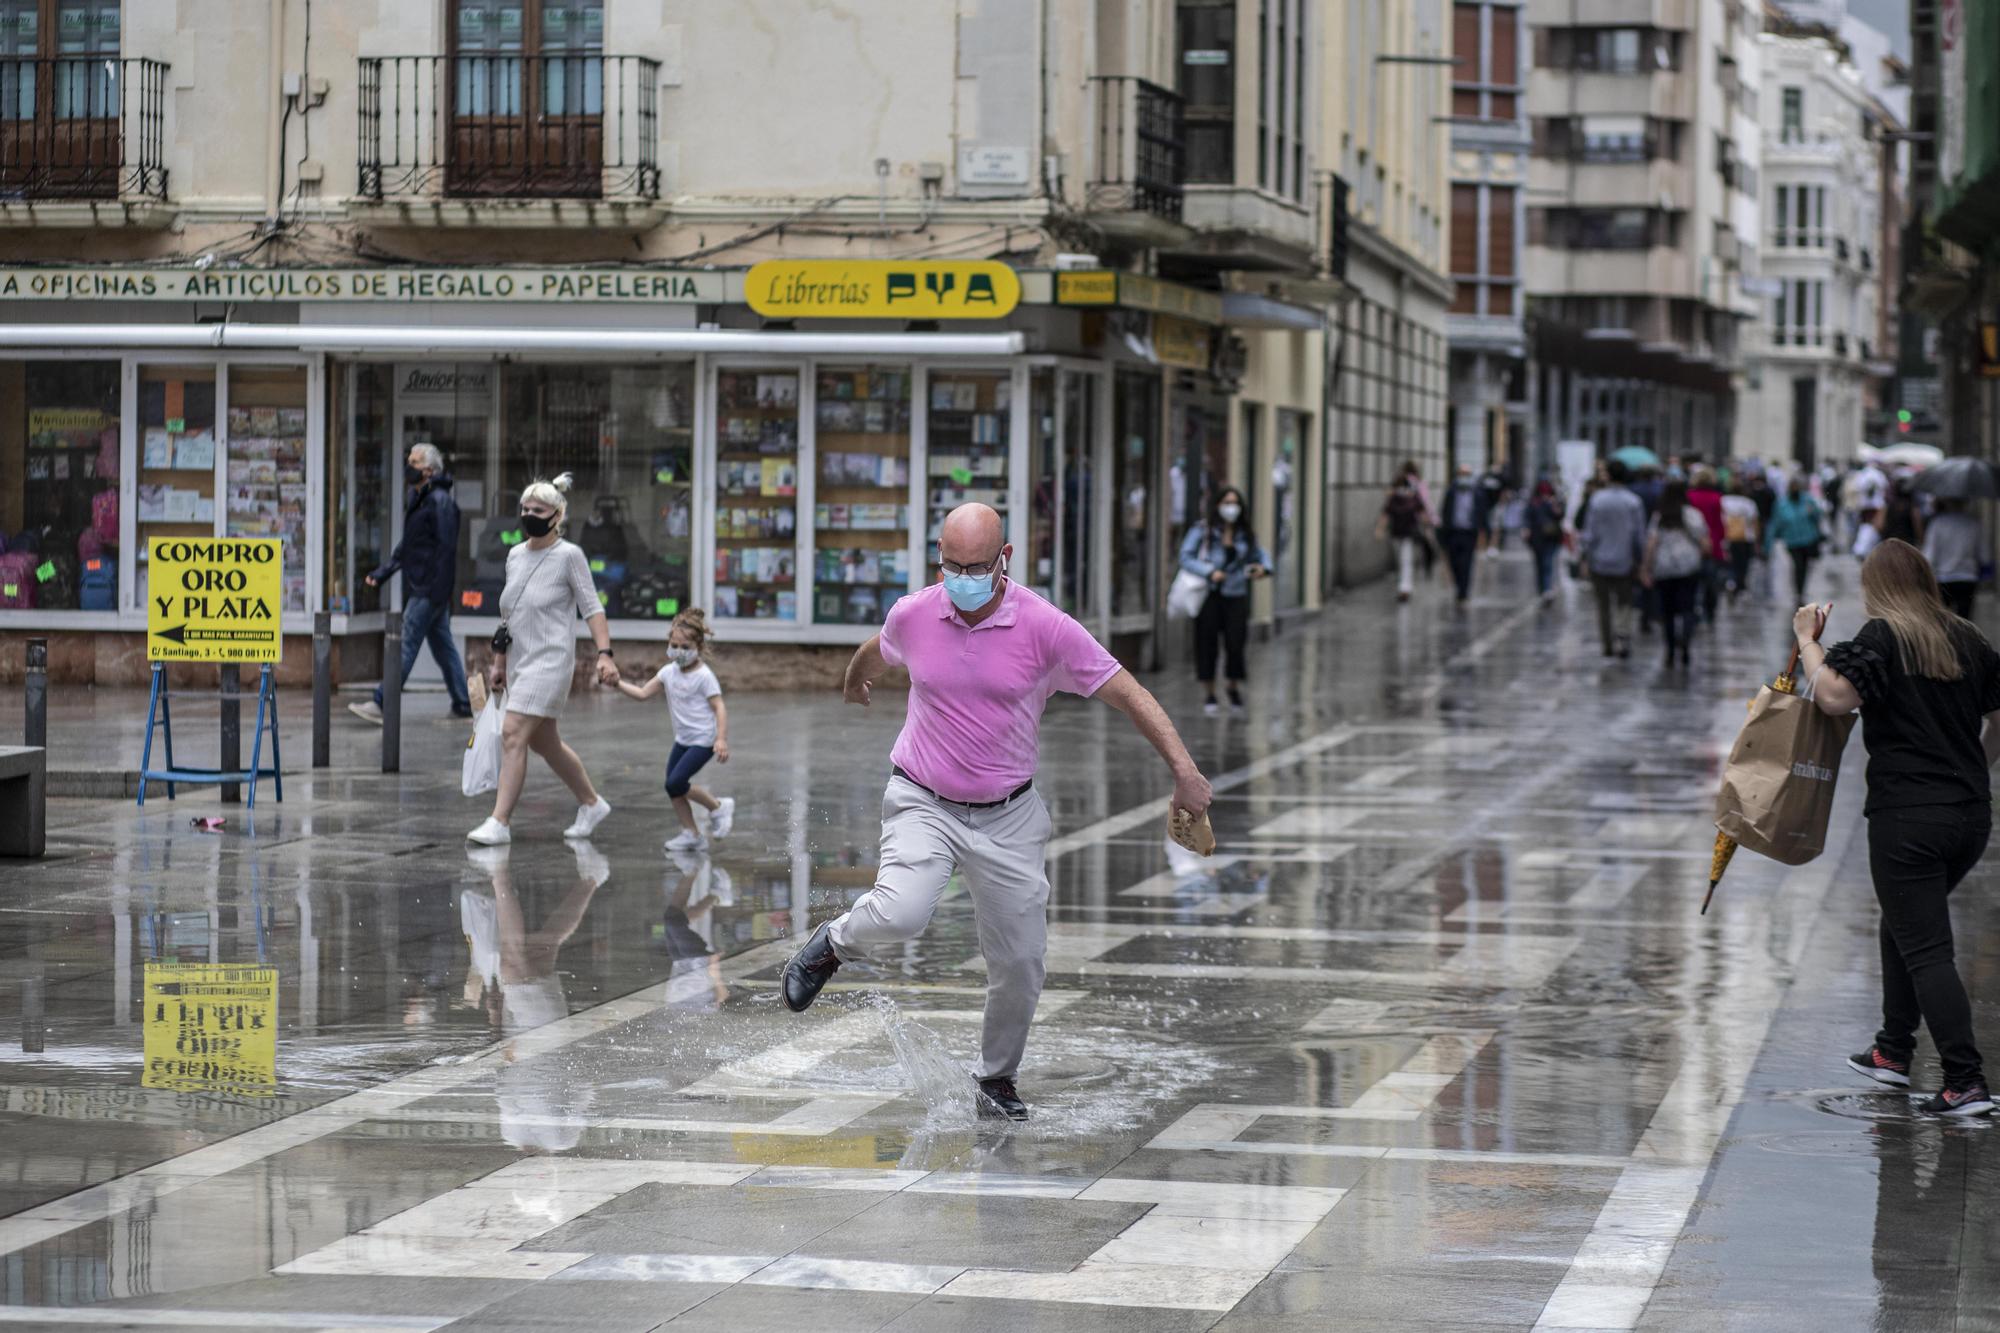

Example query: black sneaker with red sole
[1847,1046,1912,1088]
[1921,1084,1996,1117]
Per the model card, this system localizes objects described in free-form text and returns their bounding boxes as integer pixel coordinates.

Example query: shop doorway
[392,363,495,687]
[1028,363,1106,622]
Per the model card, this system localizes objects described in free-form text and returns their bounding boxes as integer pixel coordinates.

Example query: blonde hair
[670,606,711,650]
[1861,539,1966,681]
[520,472,573,532]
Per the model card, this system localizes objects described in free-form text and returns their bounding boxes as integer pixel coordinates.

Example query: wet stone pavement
[4,554,2000,1331]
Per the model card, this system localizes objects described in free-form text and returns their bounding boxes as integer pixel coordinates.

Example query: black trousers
[1942,581,1976,619]
[1655,575,1698,660]
[1869,803,1992,1088]
[1442,531,1478,601]
[1195,591,1250,686]
[1789,545,1816,603]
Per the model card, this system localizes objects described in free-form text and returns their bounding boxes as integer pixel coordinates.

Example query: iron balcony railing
[1086,75,1185,221]
[1314,170,1351,281]
[358,54,661,202]
[0,57,169,201]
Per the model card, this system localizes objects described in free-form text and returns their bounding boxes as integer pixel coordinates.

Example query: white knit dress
[498,539,601,719]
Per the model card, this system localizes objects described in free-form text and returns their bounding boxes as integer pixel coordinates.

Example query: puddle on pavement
[1810,1091,1997,1129]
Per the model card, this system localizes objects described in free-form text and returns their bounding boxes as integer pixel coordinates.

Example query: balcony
[1530,155,1687,209]
[1085,76,1188,247]
[1527,69,1694,122]
[0,57,170,225]
[356,54,662,228]
[1526,244,1694,298]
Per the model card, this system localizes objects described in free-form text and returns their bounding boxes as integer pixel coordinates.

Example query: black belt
[892,766,1032,809]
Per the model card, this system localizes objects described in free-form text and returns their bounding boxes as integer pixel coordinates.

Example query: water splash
[866,993,976,1129]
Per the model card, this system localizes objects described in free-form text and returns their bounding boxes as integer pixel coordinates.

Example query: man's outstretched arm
[1094,669,1213,814]
[843,634,888,706]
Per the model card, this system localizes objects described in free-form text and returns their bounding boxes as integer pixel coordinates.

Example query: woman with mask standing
[468,474,622,846]
[1803,541,2000,1115]
[1178,486,1270,716]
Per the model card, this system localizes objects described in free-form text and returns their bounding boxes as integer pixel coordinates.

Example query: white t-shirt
[656,661,722,745]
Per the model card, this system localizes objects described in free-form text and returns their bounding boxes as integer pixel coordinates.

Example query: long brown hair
[1861,539,1966,681]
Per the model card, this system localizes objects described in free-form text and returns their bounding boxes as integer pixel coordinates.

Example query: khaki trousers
[829,775,1052,1080]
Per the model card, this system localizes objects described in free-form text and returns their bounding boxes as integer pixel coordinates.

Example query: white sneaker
[709,797,736,840]
[348,699,384,724]
[665,828,707,852]
[572,844,611,888]
[466,817,511,846]
[564,797,612,841]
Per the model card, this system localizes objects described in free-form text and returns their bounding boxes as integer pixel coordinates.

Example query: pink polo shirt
[878,580,1123,803]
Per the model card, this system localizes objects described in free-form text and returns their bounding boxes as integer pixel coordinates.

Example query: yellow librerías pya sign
[146,536,284,663]
[745,260,1020,319]
[142,963,279,1096]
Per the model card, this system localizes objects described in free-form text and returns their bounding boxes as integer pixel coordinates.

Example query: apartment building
[1447,0,1531,477]
[0,0,1381,684]
[1322,0,1454,587]
[1738,25,1891,469]
[1524,0,1764,463]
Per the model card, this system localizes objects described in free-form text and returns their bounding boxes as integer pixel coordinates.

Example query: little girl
[616,608,734,851]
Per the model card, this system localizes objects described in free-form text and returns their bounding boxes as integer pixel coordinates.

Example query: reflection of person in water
[461,844,608,1150]
[662,853,732,1012]
[1868,1121,1960,1323]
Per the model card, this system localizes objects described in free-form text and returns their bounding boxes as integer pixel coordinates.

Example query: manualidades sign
[0,266,723,303]
[745,260,1021,319]
[146,537,284,664]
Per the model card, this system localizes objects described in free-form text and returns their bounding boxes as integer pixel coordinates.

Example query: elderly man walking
[350,442,472,721]
[782,503,1213,1121]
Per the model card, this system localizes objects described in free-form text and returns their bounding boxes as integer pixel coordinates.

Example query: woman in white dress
[467,474,621,845]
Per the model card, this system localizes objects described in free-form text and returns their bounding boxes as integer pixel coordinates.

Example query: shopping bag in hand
[1713,676,1854,866]
[462,692,505,798]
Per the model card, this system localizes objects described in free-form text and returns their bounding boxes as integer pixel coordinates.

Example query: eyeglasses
[939,550,1004,578]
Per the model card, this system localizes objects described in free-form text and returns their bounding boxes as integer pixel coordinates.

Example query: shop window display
[462,362,695,624]
[925,370,1010,576]
[1112,370,1159,618]
[226,367,311,612]
[134,364,218,615]
[812,364,911,625]
[0,360,120,612]
[330,362,393,615]
[712,368,799,621]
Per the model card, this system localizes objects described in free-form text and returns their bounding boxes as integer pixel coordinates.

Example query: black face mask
[405,464,427,486]
[519,511,554,538]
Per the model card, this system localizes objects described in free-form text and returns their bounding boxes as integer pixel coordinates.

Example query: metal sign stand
[137,662,284,808]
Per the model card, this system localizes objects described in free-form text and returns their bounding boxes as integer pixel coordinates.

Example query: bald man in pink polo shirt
[782,503,1213,1121]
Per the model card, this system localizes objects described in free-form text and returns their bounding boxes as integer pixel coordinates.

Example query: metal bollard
[381,610,401,773]
[219,663,241,804]
[312,611,331,769]
[23,638,46,750]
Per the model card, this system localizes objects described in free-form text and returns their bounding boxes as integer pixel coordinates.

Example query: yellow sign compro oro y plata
[745,259,1021,320]
[142,963,279,1096]
[146,536,284,664]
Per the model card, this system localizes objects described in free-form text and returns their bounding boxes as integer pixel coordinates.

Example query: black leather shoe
[781,922,841,1013]
[976,1077,1029,1121]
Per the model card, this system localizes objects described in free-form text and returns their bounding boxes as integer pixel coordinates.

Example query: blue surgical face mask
[943,556,1004,611]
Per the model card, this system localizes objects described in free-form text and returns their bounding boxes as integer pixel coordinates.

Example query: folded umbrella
[1704,612,1825,914]
[1912,456,1998,501]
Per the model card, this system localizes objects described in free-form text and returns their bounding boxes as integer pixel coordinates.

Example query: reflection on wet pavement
[3,556,1997,1329]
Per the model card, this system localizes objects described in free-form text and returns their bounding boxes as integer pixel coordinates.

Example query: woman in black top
[1801,539,2000,1115]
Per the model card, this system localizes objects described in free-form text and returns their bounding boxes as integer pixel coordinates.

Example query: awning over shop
[0,324,1027,357]
[1220,291,1326,331]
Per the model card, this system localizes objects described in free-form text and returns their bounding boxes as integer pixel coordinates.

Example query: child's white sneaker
[709,797,736,840]
[563,797,612,841]
[665,828,707,852]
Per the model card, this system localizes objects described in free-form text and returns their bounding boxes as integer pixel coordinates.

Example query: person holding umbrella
[1800,540,2000,1116]
[1916,457,1996,619]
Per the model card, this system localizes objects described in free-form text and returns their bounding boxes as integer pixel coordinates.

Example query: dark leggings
[1869,803,1992,1088]
[1789,545,1816,603]
[664,742,714,798]
[1195,591,1250,687]
[1942,581,1976,619]
[1655,575,1698,660]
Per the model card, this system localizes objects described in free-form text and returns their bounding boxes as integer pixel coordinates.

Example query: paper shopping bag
[1713,684,1855,866]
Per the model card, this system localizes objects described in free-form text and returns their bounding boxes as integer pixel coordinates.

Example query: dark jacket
[372,473,460,605]
[1437,481,1492,537]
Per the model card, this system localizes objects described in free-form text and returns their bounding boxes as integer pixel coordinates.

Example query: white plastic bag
[1167,568,1210,620]
[462,693,504,798]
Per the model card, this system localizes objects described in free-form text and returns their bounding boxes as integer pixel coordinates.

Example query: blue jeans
[1531,544,1559,595]
[664,742,715,798]
[374,594,470,711]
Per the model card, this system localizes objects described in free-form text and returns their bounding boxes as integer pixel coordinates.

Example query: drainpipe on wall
[264,0,286,223]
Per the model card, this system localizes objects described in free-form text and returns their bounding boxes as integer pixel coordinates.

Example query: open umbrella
[1862,442,1945,469]
[1610,445,1663,472]
[1912,456,1999,500]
